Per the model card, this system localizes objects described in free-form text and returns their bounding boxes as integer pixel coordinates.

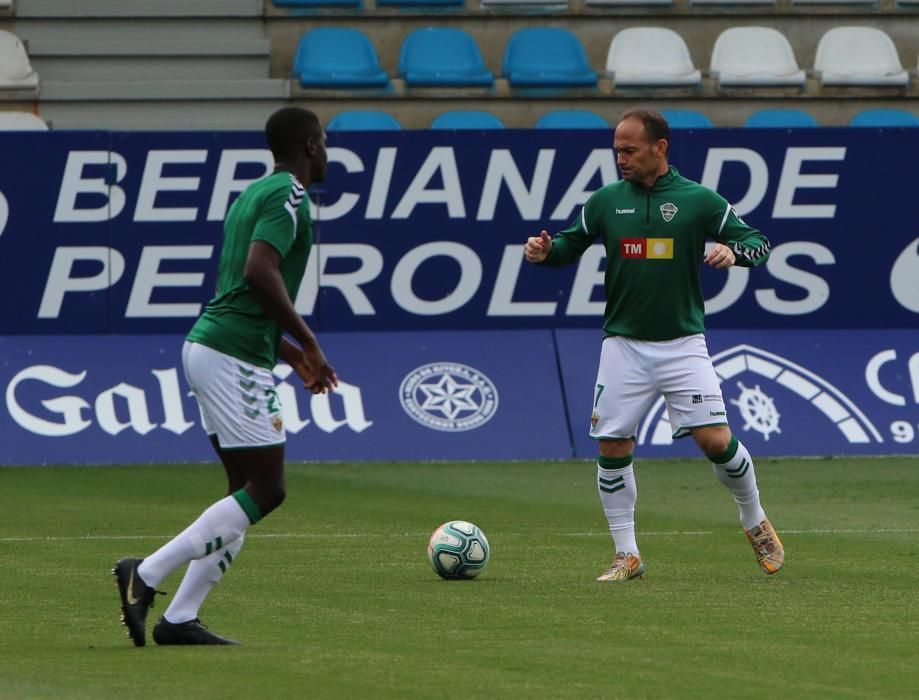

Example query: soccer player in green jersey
[114,107,339,645]
[525,108,784,582]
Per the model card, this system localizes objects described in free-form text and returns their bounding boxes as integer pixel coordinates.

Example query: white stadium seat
[605,28,701,87]
[710,27,806,87]
[0,30,39,89]
[689,0,775,5]
[814,27,908,86]
[0,111,49,130]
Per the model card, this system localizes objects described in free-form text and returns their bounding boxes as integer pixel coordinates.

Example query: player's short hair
[265,107,322,161]
[619,108,670,150]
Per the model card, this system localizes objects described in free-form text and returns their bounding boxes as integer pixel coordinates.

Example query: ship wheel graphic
[730,381,781,441]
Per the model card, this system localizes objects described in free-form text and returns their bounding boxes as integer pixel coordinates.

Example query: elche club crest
[399,362,498,432]
[660,202,678,222]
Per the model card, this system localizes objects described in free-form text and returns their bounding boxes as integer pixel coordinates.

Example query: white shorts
[589,334,727,442]
[182,341,286,449]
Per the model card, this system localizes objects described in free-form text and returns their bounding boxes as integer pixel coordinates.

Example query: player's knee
[249,481,286,516]
[694,427,732,456]
[598,438,634,459]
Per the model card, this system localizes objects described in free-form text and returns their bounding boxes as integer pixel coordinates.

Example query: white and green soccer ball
[427,520,490,580]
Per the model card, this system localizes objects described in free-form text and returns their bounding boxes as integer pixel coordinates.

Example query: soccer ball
[427,520,490,580]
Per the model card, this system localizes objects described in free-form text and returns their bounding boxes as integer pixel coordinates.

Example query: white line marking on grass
[1,528,917,543]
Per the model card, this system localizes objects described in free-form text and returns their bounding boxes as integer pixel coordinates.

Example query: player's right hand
[524,229,553,264]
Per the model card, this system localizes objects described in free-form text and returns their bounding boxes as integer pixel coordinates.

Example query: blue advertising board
[557,329,919,459]
[1,329,915,464]
[1,129,918,334]
[0,331,571,464]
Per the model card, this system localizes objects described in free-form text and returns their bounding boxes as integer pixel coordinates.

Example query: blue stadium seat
[399,28,493,87]
[849,109,919,127]
[431,111,505,129]
[502,28,597,87]
[273,0,363,6]
[745,109,818,128]
[327,111,401,131]
[660,109,713,128]
[535,110,608,129]
[293,28,390,88]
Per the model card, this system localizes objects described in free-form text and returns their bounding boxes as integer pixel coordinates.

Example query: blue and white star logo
[400,362,499,432]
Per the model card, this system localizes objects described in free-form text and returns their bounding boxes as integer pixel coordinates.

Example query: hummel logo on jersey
[615,208,636,215]
[621,238,674,260]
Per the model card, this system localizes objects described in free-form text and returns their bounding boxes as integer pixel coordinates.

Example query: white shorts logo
[399,362,498,432]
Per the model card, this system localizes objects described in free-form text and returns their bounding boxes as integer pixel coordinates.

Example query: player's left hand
[704,243,736,269]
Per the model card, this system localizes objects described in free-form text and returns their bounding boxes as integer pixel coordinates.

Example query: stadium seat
[710,27,806,87]
[814,27,908,86]
[660,109,713,128]
[0,111,49,130]
[535,110,609,129]
[398,28,493,87]
[273,0,362,6]
[792,0,876,4]
[0,30,39,89]
[587,0,673,5]
[378,0,463,5]
[327,110,401,131]
[293,28,390,88]
[689,0,773,4]
[502,28,597,87]
[482,0,566,6]
[605,28,701,86]
[431,111,505,129]
[849,108,919,127]
[745,109,818,127]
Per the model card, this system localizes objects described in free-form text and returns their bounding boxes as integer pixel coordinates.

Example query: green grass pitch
[1,457,917,699]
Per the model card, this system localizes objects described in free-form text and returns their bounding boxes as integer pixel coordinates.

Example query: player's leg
[658,334,783,574]
[155,436,250,643]
[591,337,655,582]
[114,342,285,646]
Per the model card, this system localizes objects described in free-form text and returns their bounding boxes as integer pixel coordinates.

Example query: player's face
[613,118,667,187]
[310,129,328,183]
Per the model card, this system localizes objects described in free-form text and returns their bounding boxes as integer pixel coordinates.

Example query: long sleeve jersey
[544,166,770,341]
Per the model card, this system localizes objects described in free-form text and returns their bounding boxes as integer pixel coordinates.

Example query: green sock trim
[708,435,739,465]
[598,455,633,470]
[232,489,263,525]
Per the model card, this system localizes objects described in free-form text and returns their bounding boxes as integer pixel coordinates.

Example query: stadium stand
[502,28,597,87]
[710,27,806,87]
[535,109,608,128]
[378,0,464,6]
[0,110,47,129]
[399,28,493,87]
[605,28,701,87]
[814,27,908,86]
[294,28,391,88]
[849,108,919,126]
[744,108,818,127]
[5,0,919,128]
[0,30,38,88]
[660,108,714,128]
[431,110,505,128]
[273,0,362,6]
[10,0,286,130]
[328,109,402,130]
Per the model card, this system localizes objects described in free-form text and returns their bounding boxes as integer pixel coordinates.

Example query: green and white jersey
[545,166,770,341]
[187,171,312,369]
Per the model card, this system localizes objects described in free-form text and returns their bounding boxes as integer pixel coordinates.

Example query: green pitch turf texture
[2,457,917,699]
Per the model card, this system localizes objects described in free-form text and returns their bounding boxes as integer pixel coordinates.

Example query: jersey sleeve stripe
[580,206,590,237]
[717,205,732,235]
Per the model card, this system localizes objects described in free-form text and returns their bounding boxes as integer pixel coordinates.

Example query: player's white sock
[138,491,259,589]
[597,455,639,555]
[709,437,766,530]
[163,533,245,624]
